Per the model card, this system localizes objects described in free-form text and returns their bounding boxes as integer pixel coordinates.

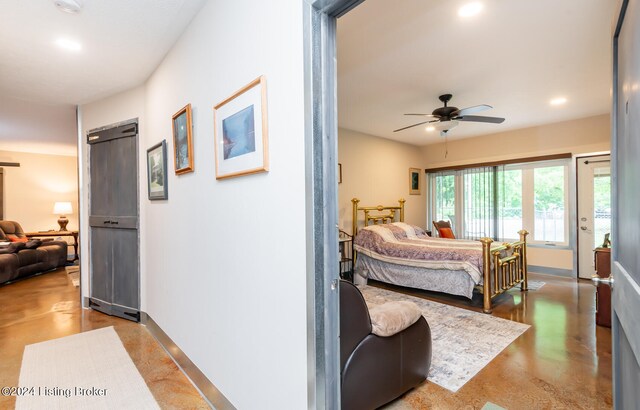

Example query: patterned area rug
[360,286,530,392]
[527,280,546,290]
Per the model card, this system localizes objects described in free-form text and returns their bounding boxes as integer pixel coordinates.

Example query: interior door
[610,0,640,407]
[577,155,611,279]
[87,121,140,322]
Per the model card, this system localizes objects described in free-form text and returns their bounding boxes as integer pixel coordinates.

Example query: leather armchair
[340,280,432,410]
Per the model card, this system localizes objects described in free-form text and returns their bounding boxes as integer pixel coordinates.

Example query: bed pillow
[368,301,423,337]
[438,227,455,239]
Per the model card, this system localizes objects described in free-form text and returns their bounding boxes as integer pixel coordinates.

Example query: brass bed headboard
[351,198,405,238]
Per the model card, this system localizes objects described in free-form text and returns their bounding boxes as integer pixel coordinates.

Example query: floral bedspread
[354,222,489,284]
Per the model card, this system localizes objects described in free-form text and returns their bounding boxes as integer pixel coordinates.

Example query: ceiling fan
[393,94,505,136]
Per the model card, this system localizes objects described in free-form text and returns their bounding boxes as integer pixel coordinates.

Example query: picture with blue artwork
[222,105,256,160]
[213,75,269,179]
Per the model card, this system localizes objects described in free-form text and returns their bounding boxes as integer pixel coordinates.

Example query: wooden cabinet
[594,247,611,328]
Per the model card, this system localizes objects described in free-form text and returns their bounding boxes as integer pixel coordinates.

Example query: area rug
[16,326,159,409]
[65,266,80,287]
[526,280,546,290]
[360,286,530,392]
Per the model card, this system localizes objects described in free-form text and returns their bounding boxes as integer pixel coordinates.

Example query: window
[429,159,569,245]
[432,173,456,230]
[534,165,566,243]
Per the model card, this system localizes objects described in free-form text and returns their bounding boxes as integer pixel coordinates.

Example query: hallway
[0,269,208,409]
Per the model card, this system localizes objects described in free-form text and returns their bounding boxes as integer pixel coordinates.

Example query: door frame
[303,0,364,407]
[574,151,611,280]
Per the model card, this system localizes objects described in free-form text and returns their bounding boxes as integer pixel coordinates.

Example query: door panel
[111,228,138,309]
[89,140,112,216]
[111,135,138,218]
[90,227,112,302]
[612,0,640,407]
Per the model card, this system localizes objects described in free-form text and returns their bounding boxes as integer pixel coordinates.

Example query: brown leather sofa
[0,221,68,284]
[340,280,432,410]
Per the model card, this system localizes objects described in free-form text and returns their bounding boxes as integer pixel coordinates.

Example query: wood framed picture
[213,76,269,180]
[172,103,194,175]
[147,141,168,200]
[409,167,421,195]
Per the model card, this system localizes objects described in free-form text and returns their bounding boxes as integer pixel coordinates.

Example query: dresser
[594,247,611,328]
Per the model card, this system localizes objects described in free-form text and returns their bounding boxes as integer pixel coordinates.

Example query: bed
[351,198,529,313]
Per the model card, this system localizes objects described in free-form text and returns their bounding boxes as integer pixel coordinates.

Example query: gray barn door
[610,1,640,407]
[87,120,140,322]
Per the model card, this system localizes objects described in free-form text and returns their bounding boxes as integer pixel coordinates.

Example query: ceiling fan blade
[403,114,439,118]
[454,115,505,124]
[452,104,492,116]
[393,120,438,132]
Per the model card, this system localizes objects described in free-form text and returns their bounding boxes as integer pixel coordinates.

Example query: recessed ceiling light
[550,97,568,106]
[458,2,483,18]
[426,125,436,132]
[55,38,82,52]
[53,0,83,14]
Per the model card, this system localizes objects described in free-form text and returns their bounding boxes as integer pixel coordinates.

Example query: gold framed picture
[213,76,269,180]
[172,103,194,175]
[409,168,421,195]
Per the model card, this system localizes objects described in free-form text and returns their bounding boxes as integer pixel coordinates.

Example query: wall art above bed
[213,76,269,180]
[409,167,421,195]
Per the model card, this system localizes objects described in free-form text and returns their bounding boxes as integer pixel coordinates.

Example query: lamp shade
[53,202,73,215]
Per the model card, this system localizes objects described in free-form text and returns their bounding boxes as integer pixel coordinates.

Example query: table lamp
[53,202,73,231]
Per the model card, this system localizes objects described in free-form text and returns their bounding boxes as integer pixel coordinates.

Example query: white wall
[0,150,78,233]
[339,128,427,232]
[80,1,308,408]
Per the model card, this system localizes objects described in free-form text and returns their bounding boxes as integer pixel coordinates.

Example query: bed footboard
[480,230,529,314]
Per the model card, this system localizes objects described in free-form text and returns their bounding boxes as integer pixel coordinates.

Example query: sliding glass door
[429,159,569,243]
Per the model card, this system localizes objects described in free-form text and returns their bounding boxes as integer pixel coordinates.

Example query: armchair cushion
[369,301,423,337]
[25,240,43,249]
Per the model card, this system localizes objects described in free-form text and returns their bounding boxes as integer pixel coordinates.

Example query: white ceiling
[337,0,616,146]
[0,0,206,155]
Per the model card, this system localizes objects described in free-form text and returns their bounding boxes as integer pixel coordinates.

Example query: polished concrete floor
[0,268,209,409]
[0,269,612,409]
[378,273,613,409]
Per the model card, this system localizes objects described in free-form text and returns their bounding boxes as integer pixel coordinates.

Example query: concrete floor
[377,273,613,409]
[0,268,209,409]
[0,268,612,409]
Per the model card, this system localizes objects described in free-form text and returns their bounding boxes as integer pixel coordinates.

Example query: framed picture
[409,168,421,195]
[338,163,343,184]
[213,76,268,179]
[147,141,168,200]
[172,103,194,175]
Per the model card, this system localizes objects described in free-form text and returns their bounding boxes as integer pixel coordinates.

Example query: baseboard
[141,312,236,410]
[528,265,574,278]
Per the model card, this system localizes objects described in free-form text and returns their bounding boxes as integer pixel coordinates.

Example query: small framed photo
[338,163,343,184]
[172,104,194,175]
[213,76,269,180]
[147,141,168,200]
[409,168,421,195]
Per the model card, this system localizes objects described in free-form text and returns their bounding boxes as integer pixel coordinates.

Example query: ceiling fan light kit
[53,0,83,14]
[393,93,505,135]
